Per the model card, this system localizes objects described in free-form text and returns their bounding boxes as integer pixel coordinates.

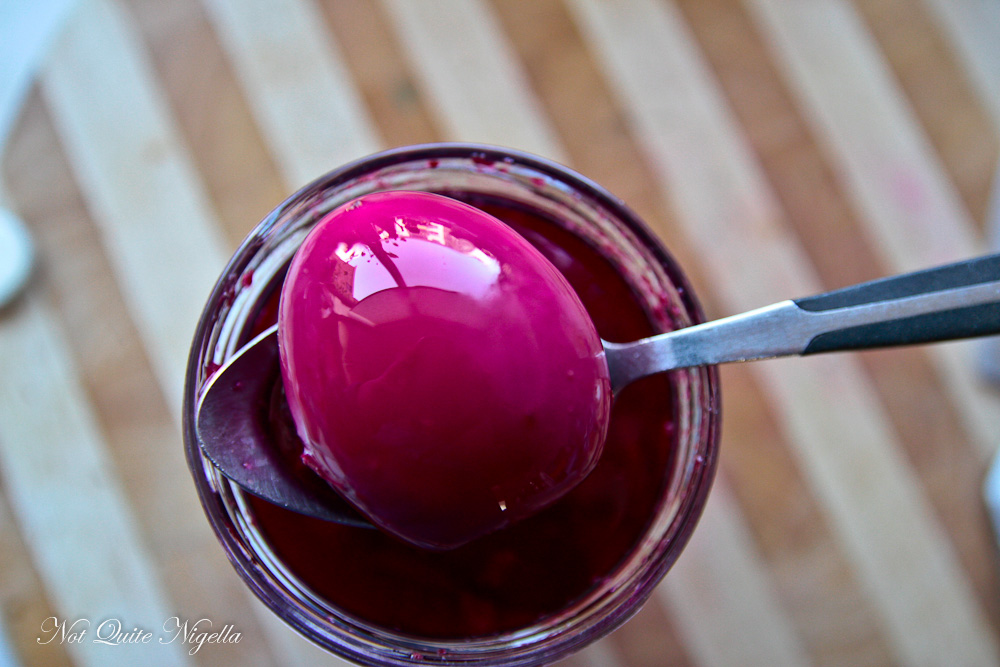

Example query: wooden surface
[1,1,999,665]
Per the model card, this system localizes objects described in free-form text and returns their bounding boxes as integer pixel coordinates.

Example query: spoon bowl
[195,325,371,527]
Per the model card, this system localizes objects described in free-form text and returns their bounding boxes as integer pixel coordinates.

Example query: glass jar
[182,143,720,666]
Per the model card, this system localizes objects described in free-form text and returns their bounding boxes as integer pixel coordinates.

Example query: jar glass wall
[182,144,720,666]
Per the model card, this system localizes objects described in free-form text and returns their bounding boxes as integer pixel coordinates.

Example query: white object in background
[987,446,1000,544]
[980,165,1000,384]
[0,208,32,309]
[0,0,81,311]
[982,161,1000,551]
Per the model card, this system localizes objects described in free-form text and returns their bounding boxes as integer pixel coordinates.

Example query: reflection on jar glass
[182,143,720,667]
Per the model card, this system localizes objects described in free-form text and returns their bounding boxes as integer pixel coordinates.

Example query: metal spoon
[195,253,1000,526]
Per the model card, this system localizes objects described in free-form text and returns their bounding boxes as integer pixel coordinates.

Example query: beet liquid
[245,196,677,639]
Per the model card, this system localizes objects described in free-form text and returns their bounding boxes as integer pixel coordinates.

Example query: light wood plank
[0,450,72,667]
[553,637,625,667]
[852,0,997,227]
[0,294,190,667]
[568,0,999,664]
[660,481,812,667]
[746,0,981,267]
[39,1,352,664]
[747,0,1000,462]
[0,0,79,156]
[321,1,440,149]
[122,0,289,246]
[1,1,996,666]
[381,0,565,160]
[676,0,1000,638]
[41,0,231,420]
[923,0,1000,127]
[3,90,287,666]
[201,0,381,188]
[922,0,1000,380]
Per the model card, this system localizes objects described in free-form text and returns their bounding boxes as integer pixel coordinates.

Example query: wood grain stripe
[921,0,1000,379]
[121,0,288,245]
[747,0,981,266]
[5,88,282,666]
[568,0,999,664]
[320,0,440,149]
[0,453,73,667]
[714,365,893,667]
[40,0,231,419]
[923,0,1000,126]
[0,295,190,667]
[746,0,1000,463]
[677,0,1000,641]
[38,1,354,664]
[854,0,997,227]
[553,640,624,667]
[661,481,812,666]
[0,605,24,667]
[381,0,565,159]
[201,0,381,188]
[746,0,1000,626]
[2,1,994,664]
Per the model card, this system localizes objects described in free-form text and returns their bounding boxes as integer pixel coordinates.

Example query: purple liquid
[248,197,676,638]
[278,192,611,549]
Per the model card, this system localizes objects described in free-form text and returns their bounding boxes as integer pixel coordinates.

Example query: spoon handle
[605,254,1000,390]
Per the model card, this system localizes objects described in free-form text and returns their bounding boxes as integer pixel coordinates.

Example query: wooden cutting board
[1,1,998,665]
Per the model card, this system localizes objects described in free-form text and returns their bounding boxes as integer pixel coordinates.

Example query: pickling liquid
[246,196,677,639]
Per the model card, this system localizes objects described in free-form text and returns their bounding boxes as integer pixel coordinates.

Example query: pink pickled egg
[278,191,611,549]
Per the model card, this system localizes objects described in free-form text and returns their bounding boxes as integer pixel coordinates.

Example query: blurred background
[1,0,999,665]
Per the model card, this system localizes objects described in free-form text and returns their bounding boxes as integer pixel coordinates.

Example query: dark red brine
[247,195,677,639]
